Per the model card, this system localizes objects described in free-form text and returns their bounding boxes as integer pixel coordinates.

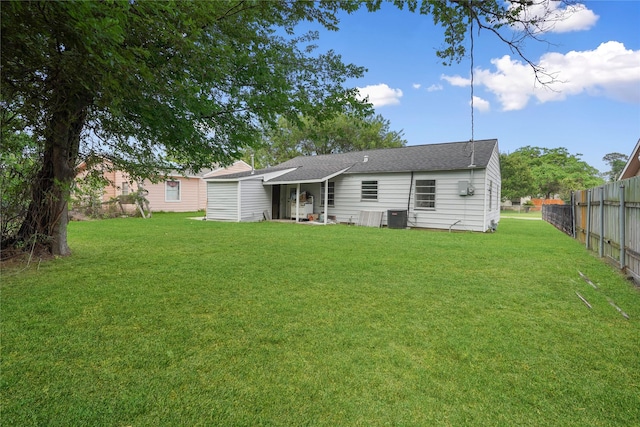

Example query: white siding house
[205,139,501,232]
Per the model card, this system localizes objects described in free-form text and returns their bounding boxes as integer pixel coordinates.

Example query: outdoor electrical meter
[458,180,474,196]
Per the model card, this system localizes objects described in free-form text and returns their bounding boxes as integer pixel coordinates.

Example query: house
[619,138,640,180]
[205,139,501,232]
[75,160,252,213]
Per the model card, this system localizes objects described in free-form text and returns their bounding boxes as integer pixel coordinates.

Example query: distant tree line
[249,113,406,168]
[499,146,622,202]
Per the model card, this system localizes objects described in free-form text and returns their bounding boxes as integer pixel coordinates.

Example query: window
[415,179,436,209]
[165,180,180,201]
[320,181,335,207]
[121,182,129,196]
[361,180,378,201]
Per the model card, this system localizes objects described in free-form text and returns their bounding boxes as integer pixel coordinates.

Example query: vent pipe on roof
[251,153,255,174]
[363,155,369,163]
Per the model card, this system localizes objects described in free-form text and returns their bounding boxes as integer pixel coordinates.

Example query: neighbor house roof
[619,138,640,180]
[206,139,498,183]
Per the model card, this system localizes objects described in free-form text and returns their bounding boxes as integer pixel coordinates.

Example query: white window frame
[121,182,129,196]
[415,179,436,210]
[320,181,335,207]
[361,180,378,201]
[165,180,181,202]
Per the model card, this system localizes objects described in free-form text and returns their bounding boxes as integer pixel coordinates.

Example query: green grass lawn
[2,213,639,426]
[500,209,542,219]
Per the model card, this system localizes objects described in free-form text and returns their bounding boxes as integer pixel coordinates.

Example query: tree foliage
[501,146,604,201]
[253,113,406,167]
[1,0,369,255]
[602,152,629,182]
[499,152,534,201]
[2,0,578,256]
[0,120,41,247]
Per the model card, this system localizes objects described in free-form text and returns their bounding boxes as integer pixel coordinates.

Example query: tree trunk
[17,92,90,257]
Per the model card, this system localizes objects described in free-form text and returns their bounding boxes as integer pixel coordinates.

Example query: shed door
[207,182,238,221]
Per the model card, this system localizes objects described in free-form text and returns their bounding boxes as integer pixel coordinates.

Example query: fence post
[571,191,576,239]
[586,189,591,250]
[619,183,626,271]
[599,186,604,257]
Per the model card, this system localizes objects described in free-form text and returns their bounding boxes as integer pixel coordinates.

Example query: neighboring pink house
[75,160,252,212]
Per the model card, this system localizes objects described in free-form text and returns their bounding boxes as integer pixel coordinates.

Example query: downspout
[469,164,476,231]
[237,181,242,222]
[467,140,476,230]
[407,171,413,212]
[324,179,329,225]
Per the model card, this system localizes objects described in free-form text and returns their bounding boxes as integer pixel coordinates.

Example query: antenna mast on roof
[468,1,476,168]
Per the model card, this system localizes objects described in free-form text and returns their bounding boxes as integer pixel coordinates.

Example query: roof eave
[619,138,640,180]
[344,166,487,175]
[263,166,351,185]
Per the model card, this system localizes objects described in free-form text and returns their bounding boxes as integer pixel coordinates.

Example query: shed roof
[207,139,498,183]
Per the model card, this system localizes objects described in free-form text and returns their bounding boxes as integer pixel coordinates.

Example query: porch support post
[324,179,329,225]
[296,183,300,222]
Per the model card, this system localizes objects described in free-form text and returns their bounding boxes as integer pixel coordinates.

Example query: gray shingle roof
[207,139,498,182]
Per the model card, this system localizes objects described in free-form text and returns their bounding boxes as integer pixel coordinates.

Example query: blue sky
[305,1,640,174]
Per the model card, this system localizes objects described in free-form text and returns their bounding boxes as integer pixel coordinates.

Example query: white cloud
[356,83,403,107]
[412,83,421,89]
[550,2,599,33]
[473,56,537,111]
[444,41,640,111]
[541,42,640,104]
[510,0,598,34]
[440,74,470,87]
[427,84,443,92]
[471,96,490,112]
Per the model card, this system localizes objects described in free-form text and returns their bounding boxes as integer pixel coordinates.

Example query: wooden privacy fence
[542,176,640,283]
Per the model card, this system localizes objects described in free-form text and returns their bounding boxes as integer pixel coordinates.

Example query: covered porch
[264,175,340,225]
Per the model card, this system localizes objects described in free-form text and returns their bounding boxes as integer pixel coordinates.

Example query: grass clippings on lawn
[2,213,639,426]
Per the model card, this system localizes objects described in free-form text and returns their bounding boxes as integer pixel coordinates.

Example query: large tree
[602,152,629,182]
[509,146,603,200]
[253,113,406,167]
[2,1,369,255]
[499,152,534,201]
[2,0,574,256]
